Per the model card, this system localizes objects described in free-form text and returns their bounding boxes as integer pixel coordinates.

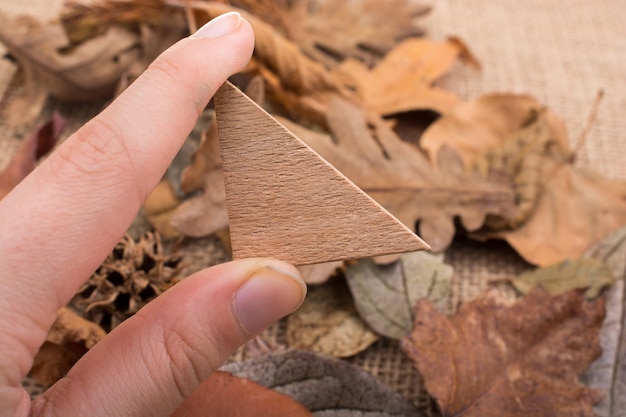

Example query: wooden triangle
[214,82,429,265]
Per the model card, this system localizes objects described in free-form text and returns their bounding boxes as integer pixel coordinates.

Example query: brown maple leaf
[401,288,605,417]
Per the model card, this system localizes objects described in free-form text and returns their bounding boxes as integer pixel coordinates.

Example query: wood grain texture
[214,81,429,265]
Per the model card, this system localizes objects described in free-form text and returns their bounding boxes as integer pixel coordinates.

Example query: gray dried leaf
[221,350,425,417]
[582,226,626,416]
[345,251,453,339]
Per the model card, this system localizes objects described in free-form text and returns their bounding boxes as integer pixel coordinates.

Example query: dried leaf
[420,94,570,229]
[490,163,626,266]
[279,99,517,251]
[0,112,65,199]
[221,350,425,416]
[345,251,453,339]
[287,0,429,68]
[171,371,312,417]
[511,258,615,299]
[142,178,181,238]
[582,226,626,416]
[402,288,605,416]
[287,280,379,358]
[336,37,466,115]
[0,12,140,125]
[70,232,182,331]
[30,307,106,386]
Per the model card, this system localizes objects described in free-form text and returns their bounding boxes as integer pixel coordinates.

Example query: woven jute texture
[1,0,625,414]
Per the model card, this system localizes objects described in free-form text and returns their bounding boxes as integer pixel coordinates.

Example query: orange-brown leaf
[171,371,312,417]
[402,288,605,416]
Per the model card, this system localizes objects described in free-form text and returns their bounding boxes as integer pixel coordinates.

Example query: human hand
[0,12,306,417]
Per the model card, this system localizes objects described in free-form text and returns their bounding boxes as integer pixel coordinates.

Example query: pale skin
[0,12,307,417]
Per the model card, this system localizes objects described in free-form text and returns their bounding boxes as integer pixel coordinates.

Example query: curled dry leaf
[0,12,140,126]
[30,307,106,387]
[402,288,605,417]
[70,232,183,331]
[0,112,66,200]
[279,98,517,251]
[345,251,453,339]
[489,162,626,266]
[172,371,312,417]
[582,226,626,416]
[287,280,379,358]
[287,0,430,69]
[420,94,570,229]
[221,350,425,417]
[142,178,182,238]
[510,258,615,299]
[336,37,467,116]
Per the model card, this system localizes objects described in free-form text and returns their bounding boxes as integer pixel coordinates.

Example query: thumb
[31,259,306,417]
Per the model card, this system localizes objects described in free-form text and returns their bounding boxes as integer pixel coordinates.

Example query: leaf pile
[2,1,624,415]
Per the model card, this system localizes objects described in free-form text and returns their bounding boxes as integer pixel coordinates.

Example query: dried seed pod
[70,231,183,331]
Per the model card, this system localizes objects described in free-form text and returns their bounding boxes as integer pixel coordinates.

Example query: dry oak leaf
[29,307,106,387]
[279,98,517,252]
[0,12,140,126]
[171,371,312,417]
[420,94,569,169]
[420,94,571,229]
[488,162,626,266]
[402,288,605,417]
[286,0,430,69]
[221,349,425,416]
[582,225,626,416]
[0,112,65,200]
[345,251,453,339]
[336,37,472,116]
[287,280,379,358]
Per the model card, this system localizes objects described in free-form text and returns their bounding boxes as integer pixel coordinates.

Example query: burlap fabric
[2,0,625,413]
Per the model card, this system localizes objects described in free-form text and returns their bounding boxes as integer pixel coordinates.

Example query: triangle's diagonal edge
[214,81,429,265]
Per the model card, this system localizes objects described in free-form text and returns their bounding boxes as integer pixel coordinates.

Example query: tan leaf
[142,178,181,238]
[402,288,605,416]
[30,307,106,386]
[336,37,468,115]
[287,0,430,68]
[0,112,65,200]
[490,163,626,266]
[172,371,312,417]
[287,280,379,358]
[0,12,140,125]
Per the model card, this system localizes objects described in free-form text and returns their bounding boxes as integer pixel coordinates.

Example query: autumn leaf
[488,162,626,266]
[0,112,65,200]
[171,371,312,417]
[29,307,106,387]
[222,350,425,416]
[337,37,470,116]
[402,288,605,417]
[142,178,181,238]
[510,258,615,299]
[287,0,430,69]
[287,279,379,357]
[582,226,626,416]
[279,98,517,251]
[0,12,140,126]
[345,251,453,339]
